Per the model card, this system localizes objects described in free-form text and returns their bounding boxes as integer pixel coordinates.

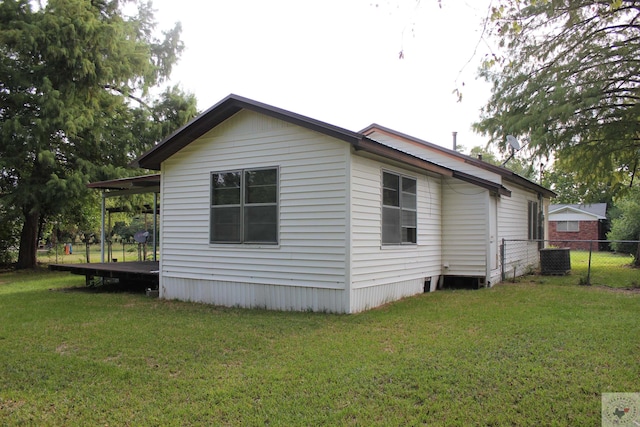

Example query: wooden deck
[49,261,159,287]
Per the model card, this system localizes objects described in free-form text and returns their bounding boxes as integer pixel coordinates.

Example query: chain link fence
[501,239,640,287]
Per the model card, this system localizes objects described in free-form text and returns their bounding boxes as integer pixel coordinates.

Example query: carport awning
[87,174,160,196]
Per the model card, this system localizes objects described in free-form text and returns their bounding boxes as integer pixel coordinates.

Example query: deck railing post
[100,191,106,263]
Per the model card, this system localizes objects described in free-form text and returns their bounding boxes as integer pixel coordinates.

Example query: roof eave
[352,138,453,177]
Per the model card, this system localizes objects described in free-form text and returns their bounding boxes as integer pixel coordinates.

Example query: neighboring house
[548,203,608,251]
[134,94,555,313]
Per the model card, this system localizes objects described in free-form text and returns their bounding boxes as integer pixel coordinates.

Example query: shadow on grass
[58,278,150,294]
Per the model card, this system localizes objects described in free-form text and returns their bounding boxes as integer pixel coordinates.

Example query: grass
[1,269,639,426]
[568,250,639,288]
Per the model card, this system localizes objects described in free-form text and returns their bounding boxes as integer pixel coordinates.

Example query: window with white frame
[557,220,579,232]
[210,168,278,244]
[382,171,417,244]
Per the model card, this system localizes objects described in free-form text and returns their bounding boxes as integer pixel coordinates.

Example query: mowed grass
[1,269,639,426]
[569,250,639,288]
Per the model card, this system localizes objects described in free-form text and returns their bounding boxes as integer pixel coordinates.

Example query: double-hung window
[557,221,579,232]
[210,167,278,244]
[382,171,417,244]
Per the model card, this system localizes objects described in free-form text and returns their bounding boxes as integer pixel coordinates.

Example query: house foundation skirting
[160,275,440,313]
[160,277,349,313]
[350,276,439,313]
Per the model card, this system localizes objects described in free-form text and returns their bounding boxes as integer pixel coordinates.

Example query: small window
[211,168,278,244]
[528,201,540,240]
[382,171,417,244]
[557,221,579,232]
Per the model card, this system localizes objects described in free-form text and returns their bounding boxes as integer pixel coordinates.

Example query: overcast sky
[150,0,494,150]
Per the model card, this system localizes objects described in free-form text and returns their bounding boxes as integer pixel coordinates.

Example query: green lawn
[1,269,639,426]
[569,250,639,288]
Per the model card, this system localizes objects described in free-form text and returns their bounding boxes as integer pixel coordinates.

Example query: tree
[474,0,640,194]
[607,187,640,266]
[0,200,21,266]
[0,0,189,268]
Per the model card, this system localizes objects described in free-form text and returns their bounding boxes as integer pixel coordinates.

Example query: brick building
[548,203,608,251]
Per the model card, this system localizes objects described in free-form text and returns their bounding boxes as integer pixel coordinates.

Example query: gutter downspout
[538,193,544,250]
[153,192,158,262]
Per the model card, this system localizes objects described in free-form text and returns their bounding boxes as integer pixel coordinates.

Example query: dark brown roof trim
[361,123,555,199]
[353,139,510,196]
[452,171,511,197]
[136,94,363,170]
[352,138,453,177]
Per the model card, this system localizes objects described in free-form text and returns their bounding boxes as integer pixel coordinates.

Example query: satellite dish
[506,135,520,151]
[134,231,149,243]
[502,135,521,167]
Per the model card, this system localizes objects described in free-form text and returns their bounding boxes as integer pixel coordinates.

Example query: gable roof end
[549,203,607,220]
[135,94,364,170]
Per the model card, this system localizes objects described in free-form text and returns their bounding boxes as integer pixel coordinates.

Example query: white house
[134,94,555,313]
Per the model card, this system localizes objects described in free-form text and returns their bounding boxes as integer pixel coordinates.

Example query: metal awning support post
[153,192,158,261]
[100,191,106,263]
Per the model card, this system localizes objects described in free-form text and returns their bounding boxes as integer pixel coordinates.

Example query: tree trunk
[635,237,640,268]
[16,209,40,269]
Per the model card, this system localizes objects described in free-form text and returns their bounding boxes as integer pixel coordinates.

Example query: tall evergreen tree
[0,0,191,268]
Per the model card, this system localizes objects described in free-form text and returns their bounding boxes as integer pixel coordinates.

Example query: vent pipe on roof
[452,131,458,151]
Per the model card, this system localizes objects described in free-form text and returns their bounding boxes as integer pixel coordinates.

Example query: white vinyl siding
[160,110,349,296]
[441,177,487,276]
[497,185,543,278]
[350,154,442,293]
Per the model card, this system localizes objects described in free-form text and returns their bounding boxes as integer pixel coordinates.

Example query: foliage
[111,215,156,243]
[0,270,639,425]
[541,165,618,204]
[466,145,539,181]
[0,200,20,266]
[0,0,196,268]
[474,0,640,197]
[607,187,640,263]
